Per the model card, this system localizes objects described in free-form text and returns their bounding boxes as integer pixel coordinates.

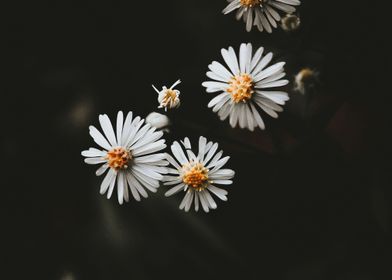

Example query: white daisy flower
[152,79,181,111]
[202,43,290,131]
[222,0,301,33]
[164,136,235,213]
[81,111,168,204]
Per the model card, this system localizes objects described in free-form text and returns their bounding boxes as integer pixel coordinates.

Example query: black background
[3,1,391,279]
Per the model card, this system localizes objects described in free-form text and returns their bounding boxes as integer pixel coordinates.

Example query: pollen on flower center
[162,90,178,105]
[227,73,255,103]
[182,162,210,191]
[106,147,131,170]
[240,0,263,7]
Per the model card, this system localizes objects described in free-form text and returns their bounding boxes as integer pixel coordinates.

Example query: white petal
[132,139,166,157]
[99,114,117,147]
[132,164,163,180]
[203,190,217,209]
[257,91,289,105]
[239,43,248,73]
[89,126,112,151]
[106,174,116,199]
[258,79,289,88]
[208,92,229,108]
[250,46,264,72]
[96,164,109,176]
[184,191,194,212]
[251,52,273,76]
[194,192,200,212]
[117,172,125,205]
[99,168,116,195]
[84,157,106,165]
[179,191,192,210]
[133,153,167,164]
[198,191,210,213]
[253,62,285,83]
[222,0,241,14]
[250,103,265,130]
[206,150,223,169]
[208,185,228,201]
[209,61,233,80]
[126,173,141,201]
[171,141,188,165]
[165,183,186,197]
[270,1,297,13]
[81,148,106,158]
[213,179,233,185]
[221,47,240,76]
[126,173,148,199]
[210,156,230,173]
[166,153,181,170]
[202,81,228,91]
[197,136,207,161]
[203,143,219,165]
[120,111,133,146]
[116,111,123,146]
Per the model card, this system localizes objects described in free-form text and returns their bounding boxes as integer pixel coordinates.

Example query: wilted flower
[146,112,171,132]
[223,0,301,33]
[281,13,301,31]
[164,137,235,213]
[202,43,289,131]
[294,68,319,94]
[152,79,181,111]
[81,111,168,204]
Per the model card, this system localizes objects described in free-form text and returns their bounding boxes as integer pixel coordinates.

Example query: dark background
[3,1,391,279]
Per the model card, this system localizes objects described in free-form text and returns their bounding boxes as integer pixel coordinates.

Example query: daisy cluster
[82,1,303,213]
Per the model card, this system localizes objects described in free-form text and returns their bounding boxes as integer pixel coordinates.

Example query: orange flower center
[106,147,131,170]
[162,90,178,106]
[227,73,255,103]
[240,0,263,7]
[182,162,210,191]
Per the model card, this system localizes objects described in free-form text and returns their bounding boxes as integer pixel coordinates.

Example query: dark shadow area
[3,1,390,279]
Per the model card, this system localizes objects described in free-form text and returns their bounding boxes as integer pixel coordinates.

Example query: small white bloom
[164,136,235,213]
[152,79,181,111]
[223,0,301,33]
[82,111,168,204]
[281,13,301,31]
[146,112,171,131]
[294,68,319,95]
[202,43,290,131]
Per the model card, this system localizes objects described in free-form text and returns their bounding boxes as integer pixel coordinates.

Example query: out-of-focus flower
[281,13,301,31]
[202,43,289,131]
[152,79,181,111]
[294,68,319,94]
[146,112,171,132]
[81,111,168,204]
[164,136,234,213]
[222,0,301,33]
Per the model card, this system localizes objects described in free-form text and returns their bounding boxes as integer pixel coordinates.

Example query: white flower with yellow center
[223,0,301,33]
[152,79,181,111]
[202,43,289,131]
[82,111,168,204]
[164,137,235,213]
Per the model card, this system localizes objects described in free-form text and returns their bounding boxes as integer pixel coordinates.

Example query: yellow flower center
[182,162,210,191]
[106,147,131,170]
[162,89,178,106]
[227,73,255,103]
[240,0,263,7]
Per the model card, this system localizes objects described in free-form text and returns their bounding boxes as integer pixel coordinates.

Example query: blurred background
[3,0,391,279]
